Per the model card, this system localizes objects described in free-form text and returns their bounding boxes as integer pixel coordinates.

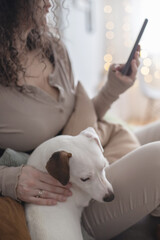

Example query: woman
[0,0,159,239]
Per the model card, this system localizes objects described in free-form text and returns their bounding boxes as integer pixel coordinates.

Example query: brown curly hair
[0,0,62,89]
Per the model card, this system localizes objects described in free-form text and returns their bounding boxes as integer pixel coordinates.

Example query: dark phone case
[121,18,148,76]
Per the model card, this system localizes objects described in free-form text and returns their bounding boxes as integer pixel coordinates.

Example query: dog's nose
[103,193,115,202]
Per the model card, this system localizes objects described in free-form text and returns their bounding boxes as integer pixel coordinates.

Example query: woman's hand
[113,47,140,86]
[16,165,72,205]
[107,47,140,95]
[92,47,140,119]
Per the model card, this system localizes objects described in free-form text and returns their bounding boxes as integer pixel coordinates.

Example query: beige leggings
[82,121,160,240]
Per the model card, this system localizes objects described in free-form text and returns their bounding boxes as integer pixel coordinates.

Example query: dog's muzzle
[103,192,115,202]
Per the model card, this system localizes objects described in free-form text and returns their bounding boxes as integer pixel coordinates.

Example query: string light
[124,5,132,13]
[143,58,152,67]
[104,5,112,13]
[104,54,113,71]
[102,0,160,124]
[141,66,150,76]
[106,21,114,30]
[106,31,114,39]
[104,3,114,71]
[104,54,113,62]
[104,62,111,71]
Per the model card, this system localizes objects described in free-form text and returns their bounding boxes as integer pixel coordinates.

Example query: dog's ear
[46,151,72,186]
[80,127,104,152]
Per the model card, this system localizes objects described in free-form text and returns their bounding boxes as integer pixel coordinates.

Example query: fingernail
[67,183,72,188]
[67,191,72,196]
[51,200,57,205]
[61,196,67,201]
[115,64,120,69]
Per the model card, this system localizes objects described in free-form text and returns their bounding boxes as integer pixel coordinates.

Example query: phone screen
[121,18,148,76]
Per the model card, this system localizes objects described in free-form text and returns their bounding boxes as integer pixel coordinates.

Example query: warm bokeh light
[141,66,150,75]
[106,31,114,39]
[124,5,132,13]
[104,54,113,62]
[104,62,111,71]
[106,21,114,30]
[102,0,160,124]
[104,5,112,13]
[143,58,152,67]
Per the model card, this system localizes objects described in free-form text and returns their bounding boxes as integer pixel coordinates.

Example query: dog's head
[46,127,114,203]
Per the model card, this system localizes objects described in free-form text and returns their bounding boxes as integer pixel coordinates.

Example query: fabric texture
[62,81,140,163]
[0,148,29,167]
[93,65,135,119]
[0,40,138,200]
[0,165,24,200]
[82,141,160,240]
[0,40,75,200]
[0,197,31,240]
[0,41,75,153]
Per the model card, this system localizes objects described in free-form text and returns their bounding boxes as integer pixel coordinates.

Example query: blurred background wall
[48,0,160,126]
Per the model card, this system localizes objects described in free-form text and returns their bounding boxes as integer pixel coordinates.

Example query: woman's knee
[107,141,160,194]
[136,142,160,170]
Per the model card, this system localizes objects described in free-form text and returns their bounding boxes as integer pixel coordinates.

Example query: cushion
[0,197,31,240]
[62,81,97,136]
[0,148,29,167]
[62,82,140,163]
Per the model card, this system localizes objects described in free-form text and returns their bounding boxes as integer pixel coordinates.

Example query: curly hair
[0,0,62,89]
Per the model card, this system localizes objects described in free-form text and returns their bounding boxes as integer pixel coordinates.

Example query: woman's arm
[93,51,140,119]
[0,163,72,204]
[0,165,23,199]
[0,150,72,204]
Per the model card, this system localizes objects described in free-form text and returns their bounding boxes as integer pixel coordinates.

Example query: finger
[115,71,132,85]
[36,182,72,197]
[38,171,63,186]
[134,51,140,67]
[130,59,138,80]
[38,171,72,189]
[137,44,141,52]
[112,63,124,72]
[34,189,68,201]
[29,197,58,206]
[18,189,69,203]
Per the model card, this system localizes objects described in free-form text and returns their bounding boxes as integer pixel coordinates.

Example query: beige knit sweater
[0,41,134,199]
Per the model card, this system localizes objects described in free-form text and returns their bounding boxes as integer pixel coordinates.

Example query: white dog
[25,127,114,240]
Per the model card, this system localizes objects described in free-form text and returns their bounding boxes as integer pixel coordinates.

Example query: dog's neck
[71,184,91,209]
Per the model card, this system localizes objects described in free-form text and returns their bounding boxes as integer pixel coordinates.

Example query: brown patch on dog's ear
[46,151,72,186]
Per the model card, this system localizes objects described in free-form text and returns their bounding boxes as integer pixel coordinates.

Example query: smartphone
[121,18,148,76]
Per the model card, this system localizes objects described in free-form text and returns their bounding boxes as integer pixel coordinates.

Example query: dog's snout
[103,193,115,202]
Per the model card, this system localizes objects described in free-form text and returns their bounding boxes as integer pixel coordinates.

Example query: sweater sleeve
[93,65,135,119]
[0,148,29,200]
[0,165,23,200]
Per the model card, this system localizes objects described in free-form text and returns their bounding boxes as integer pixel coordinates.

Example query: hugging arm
[0,165,23,199]
[0,150,72,204]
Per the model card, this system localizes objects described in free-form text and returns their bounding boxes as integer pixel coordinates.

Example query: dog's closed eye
[80,177,90,182]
